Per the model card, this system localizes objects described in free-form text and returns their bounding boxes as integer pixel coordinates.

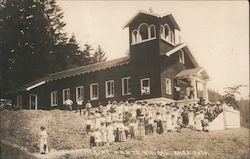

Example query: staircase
[208,108,240,131]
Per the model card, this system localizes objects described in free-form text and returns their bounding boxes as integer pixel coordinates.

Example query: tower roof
[123,10,181,30]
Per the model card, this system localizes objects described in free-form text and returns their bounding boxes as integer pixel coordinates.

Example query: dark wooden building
[4,10,210,110]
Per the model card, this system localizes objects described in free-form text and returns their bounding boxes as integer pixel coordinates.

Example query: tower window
[138,23,149,41]
[164,24,170,40]
[161,23,175,45]
[149,25,156,38]
[171,31,175,43]
[132,30,138,44]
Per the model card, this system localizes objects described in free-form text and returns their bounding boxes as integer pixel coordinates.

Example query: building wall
[160,49,196,100]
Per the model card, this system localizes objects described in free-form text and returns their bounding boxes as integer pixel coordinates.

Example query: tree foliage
[223,85,247,110]
[0,0,103,96]
[92,45,107,63]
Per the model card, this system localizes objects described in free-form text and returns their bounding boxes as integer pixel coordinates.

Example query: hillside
[1,109,249,159]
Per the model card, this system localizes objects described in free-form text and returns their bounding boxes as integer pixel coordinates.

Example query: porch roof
[175,67,209,80]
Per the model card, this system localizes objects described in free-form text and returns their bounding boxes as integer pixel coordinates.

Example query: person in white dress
[39,126,48,154]
[188,109,195,129]
[194,112,203,131]
[166,111,173,132]
[106,122,115,145]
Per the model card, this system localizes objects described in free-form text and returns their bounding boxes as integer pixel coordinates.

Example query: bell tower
[123,10,181,100]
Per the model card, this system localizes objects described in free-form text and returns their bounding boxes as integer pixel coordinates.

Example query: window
[164,24,170,40]
[179,50,185,64]
[122,77,131,95]
[138,23,149,41]
[90,83,98,100]
[17,95,22,107]
[149,25,156,38]
[160,25,164,38]
[132,30,138,44]
[76,86,84,101]
[29,94,37,110]
[161,23,175,44]
[51,91,58,106]
[170,31,175,43]
[166,78,172,95]
[63,88,70,103]
[105,80,114,98]
[140,78,150,95]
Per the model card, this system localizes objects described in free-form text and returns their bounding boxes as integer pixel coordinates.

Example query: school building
[4,10,210,110]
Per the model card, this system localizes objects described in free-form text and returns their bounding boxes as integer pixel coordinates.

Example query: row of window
[131,23,176,45]
[16,77,172,107]
[131,23,156,44]
[160,24,175,44]
[51,77,132,106]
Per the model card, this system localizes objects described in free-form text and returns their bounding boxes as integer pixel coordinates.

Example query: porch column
[203,81,209,102]
[190,77,197,100]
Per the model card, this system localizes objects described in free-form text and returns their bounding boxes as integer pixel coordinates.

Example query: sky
[57,1,249,99]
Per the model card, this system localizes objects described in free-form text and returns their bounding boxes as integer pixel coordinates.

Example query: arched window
[138,23,149,41]
[149,25,156,38]
[170,31,175,43]
[132,30,138,44]
[164,24,170,40]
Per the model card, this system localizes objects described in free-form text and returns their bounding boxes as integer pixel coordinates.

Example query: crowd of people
[80,97,225,148]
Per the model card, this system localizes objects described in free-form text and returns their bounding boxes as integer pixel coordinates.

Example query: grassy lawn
[1,109,249,159]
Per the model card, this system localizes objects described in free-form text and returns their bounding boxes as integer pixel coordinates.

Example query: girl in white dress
[166,111,173,132]
[39,126,48,154]
[188,109,195,129]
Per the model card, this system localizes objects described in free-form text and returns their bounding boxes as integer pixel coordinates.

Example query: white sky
[58,1,249,99]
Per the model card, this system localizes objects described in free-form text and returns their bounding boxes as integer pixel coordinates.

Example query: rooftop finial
[149,7,153,13]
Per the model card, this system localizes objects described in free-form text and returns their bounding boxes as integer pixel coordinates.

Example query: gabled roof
[5,56,130,94]
[161,43,200,68]
[175,67,209,79]
[123,10,181,30]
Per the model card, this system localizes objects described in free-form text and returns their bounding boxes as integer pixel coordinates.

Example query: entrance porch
[173,67,209,106]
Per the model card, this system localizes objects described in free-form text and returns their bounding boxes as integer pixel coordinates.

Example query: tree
[0,0,81,94]
[82,43,94,65]
[223,85,247,110]
[92,45,107,63]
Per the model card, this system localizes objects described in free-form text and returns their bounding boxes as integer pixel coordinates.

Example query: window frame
[105,80,115,98]
[165,78,172,95]
[90,83,99,100]
[179,50,185,64]
[51,91,58,106]
[62,88,70,103]
[76,86,84,102]
[140,78,151,95]
[122,77,131,96]
[29,94,37,110]
[17,95,22,107]
[149,24,156,39]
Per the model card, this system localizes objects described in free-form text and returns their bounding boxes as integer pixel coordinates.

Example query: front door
[30,94,37,110]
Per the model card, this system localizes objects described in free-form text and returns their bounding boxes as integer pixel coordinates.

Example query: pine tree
[82,43,94,65]
[0,0,79,93]
[92,45,107,63]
